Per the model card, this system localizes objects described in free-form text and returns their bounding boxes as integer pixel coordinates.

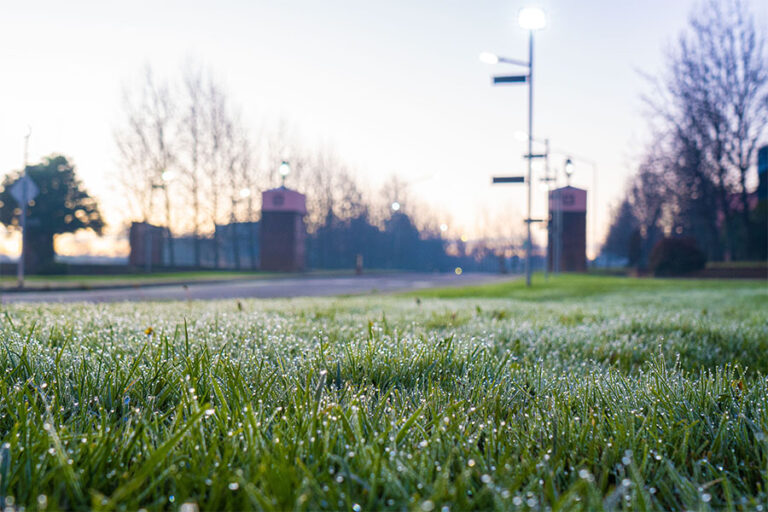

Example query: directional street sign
[9,175,39,205]
[492,176,525,184]
[492,75,528,85]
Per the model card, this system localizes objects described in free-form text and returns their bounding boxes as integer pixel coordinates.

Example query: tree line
[602,0,768,267]
[115,63,522,272]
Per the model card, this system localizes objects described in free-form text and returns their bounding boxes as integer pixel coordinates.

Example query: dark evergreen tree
[0,155,104,273]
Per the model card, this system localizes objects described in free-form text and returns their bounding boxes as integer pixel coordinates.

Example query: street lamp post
[18,128,31,288]
[152,171,175,268]
[482,6,546,287]
[558,154,598,262]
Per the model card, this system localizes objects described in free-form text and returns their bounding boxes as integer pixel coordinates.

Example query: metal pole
[525,29,534,287]
[543,138,550,281]
[556,186,562,274]
[591,165,598,267]
[144,225,152,273]
[17,128,31,288]
[164,183,174,268]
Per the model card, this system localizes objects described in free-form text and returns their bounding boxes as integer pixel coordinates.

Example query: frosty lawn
[0,275,766,510]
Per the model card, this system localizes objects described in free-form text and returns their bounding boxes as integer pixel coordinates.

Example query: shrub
[649,237,706,276]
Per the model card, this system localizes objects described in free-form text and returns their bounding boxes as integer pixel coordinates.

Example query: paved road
[0,273,516,303]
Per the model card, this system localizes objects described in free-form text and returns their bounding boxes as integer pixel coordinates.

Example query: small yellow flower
[144,326,154,336]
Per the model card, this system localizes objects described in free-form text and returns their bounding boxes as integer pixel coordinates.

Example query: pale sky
[1,0,766,258]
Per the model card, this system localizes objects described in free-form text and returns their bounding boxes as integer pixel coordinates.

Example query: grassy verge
[0,268,402,291]
[0,276,766,510]
[407,272,767,301]
[0,271,277,290]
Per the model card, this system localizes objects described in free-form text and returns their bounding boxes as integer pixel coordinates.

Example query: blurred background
[0,0,766,280]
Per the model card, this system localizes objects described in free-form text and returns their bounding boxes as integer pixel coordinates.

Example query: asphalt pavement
[0,273,516,303]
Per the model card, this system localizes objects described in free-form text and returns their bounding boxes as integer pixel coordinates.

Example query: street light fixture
[479,53,531,68]
[479,52,500,65]
[482,5,546,288]
[279,161,291,187]
[565,158,575,181]
[518,6,547,30]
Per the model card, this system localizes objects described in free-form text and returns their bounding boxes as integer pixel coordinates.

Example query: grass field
[0,275,766,510]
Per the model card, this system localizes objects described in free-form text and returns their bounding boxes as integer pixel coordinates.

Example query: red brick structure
[548,186,587,272]
[259,187,307,272]
[129,222,165,268]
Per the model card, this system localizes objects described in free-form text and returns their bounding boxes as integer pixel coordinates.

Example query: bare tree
[627,151,674,267]
[114,65,178,265]
[645,0,768,259]
[222,114,252,270]
[200,78,231,268]
[178,63,206,267]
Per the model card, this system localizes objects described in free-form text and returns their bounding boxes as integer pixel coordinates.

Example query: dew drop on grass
[420,500,435,511]
[352,504,362,512]
[228,483,239,491]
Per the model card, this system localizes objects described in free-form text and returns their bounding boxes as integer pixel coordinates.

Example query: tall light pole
[482,6,546,287]
[18,127,31,288]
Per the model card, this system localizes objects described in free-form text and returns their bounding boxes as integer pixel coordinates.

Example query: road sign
[9,175,39,205]
[492,176,525,184]
[493,75,528,85]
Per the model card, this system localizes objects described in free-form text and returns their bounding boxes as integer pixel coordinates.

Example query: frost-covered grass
[0,276,766,510]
